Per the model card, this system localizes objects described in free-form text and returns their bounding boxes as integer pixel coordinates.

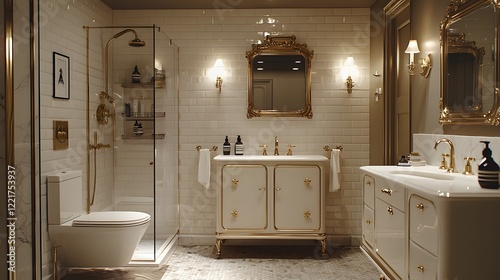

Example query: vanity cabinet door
[221,165,267,230]
[274,165,321,231]
[363,175,375,209]
[409,240,438,280]
[375,198,405,279]
[363,204,375,249]
[409,195,437,256]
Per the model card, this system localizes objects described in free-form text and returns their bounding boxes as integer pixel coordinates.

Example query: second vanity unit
[213,155,329,258]
[360,165,500,280]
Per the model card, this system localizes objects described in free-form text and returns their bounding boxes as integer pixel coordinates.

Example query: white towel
[329,149,341,192]
[198,149,211,189]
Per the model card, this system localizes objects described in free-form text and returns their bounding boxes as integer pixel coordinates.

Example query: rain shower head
[129,37,146,47]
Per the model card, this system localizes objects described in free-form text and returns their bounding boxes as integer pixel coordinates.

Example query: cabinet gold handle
[366,181,371,186]
[304,178,312,187]
[150,161,154,165]
[365,219,371,224]
[230,210,238,218]
[231,179,239,187]
[416,203,425,211]
[417,265,424,273]
[387,207,393,215]
[275,187,282,191]
[381,188,393,196]
[304,211,311,218]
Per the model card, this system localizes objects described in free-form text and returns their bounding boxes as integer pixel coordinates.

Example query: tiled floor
[62,245,382,280]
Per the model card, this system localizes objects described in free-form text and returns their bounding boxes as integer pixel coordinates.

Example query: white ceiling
[99,0,377,10]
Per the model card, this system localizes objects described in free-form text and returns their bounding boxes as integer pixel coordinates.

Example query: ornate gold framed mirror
[440,0,500,125]
[246,35,314,119]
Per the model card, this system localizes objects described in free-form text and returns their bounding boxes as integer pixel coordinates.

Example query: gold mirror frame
[246,35,314,119]
[440,0,500,125]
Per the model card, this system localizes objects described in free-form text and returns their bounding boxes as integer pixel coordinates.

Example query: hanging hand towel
[329,149,341,192]
[198,149,211,189]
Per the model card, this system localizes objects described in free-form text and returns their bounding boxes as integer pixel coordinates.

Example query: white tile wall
[114,8,371,244]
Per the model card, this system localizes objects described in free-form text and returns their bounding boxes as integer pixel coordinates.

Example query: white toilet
[47,170,150,267]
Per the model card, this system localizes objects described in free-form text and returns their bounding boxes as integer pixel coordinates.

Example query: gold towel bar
[196,145,218,152]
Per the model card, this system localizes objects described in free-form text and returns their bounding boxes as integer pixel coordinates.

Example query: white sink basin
[389,169,455,181]
[213,154,329,162]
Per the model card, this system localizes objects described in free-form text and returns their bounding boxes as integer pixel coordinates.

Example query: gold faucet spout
[433,138,457,173]
[274,136,279,156]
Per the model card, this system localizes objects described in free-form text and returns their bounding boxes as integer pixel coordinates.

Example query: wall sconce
[341,57,358,94]
[405,40,420,75]
[419,54,432,78]
[214,59,224,94]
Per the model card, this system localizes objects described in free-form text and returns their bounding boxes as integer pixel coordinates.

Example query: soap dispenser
[234,135,244,155]
[478,141,500,189]
[223,136,231,155]
[132,65,141,83]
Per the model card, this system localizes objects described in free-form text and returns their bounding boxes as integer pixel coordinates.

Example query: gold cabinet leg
[215,239,222,258]
[320,239,327,257]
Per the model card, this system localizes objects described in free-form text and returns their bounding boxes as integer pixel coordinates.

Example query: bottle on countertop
[223,136,231,155]
[234,135,244,155]
[478,141,500,189]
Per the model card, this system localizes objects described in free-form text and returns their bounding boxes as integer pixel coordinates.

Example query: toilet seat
[72,211,151,227]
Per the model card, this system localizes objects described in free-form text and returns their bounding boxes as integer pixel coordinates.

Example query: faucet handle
[287,144,296,156]
[439,153,449,170]
[259,144,268,156]
[463,157,476,175]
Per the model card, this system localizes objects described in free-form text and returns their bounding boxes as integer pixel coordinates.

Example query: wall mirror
[440,0,500,125]
[246,35,314,118]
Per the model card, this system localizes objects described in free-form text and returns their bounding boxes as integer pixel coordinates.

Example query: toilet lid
[72,211,151,227]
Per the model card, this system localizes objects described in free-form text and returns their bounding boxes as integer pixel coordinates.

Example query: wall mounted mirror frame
[246,35,314,119]
[440,0,500,125]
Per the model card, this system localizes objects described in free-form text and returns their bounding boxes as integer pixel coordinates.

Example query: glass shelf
[122,133,165,140]
[121,83,165,89]
[122,112,166,120]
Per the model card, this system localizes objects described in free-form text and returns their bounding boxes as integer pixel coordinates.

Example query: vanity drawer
[375,181,405,212]
[409,240,438,280]
[409,195,438,256]
[363,175,375,209]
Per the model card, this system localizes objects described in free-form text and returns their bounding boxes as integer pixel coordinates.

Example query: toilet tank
[47,170,83,225]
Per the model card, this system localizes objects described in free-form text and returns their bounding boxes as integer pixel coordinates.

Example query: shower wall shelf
[121,83,165,89]
[121,133,165,140]
[122,112,166,121]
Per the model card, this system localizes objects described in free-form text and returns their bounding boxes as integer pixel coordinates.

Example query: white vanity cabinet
[214,155,328,258]
[361,165,500,280]
[362,175,375,249]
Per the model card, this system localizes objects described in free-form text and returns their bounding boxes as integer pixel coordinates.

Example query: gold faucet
[433,138,457,173]
[274,136,279,155]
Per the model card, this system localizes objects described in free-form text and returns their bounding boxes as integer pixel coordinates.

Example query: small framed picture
[53,52,70,99]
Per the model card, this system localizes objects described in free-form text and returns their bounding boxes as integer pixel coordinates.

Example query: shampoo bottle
[478,141,500,189]
[223,136,231,155]
[234,135,244,155]
[132,65,141,83]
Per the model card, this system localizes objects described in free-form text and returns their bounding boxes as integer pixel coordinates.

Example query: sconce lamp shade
[405,40,420,54]
[214,58,224,68]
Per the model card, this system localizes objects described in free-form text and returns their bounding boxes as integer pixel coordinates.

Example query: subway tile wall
[114,8,371,244]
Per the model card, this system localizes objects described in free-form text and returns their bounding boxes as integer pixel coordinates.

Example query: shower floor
[129,235,177,266]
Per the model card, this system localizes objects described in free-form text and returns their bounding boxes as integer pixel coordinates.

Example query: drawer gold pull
[304,211,311,218]
[416,203,425,211]
[230,210,238,218]
[366,181,371,186]
[258,187,266,191]
[381,188,393,196]
[365,219,371,224]
[275,187,282,191]
[304,178,312,187]
[231,179,239,187]
[417,265,424,273]
[387,207,394,215]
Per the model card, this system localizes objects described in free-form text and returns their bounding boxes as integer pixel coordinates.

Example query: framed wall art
[53,52,70,99]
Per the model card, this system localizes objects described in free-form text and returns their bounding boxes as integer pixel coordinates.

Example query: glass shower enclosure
[86,25,179,263]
